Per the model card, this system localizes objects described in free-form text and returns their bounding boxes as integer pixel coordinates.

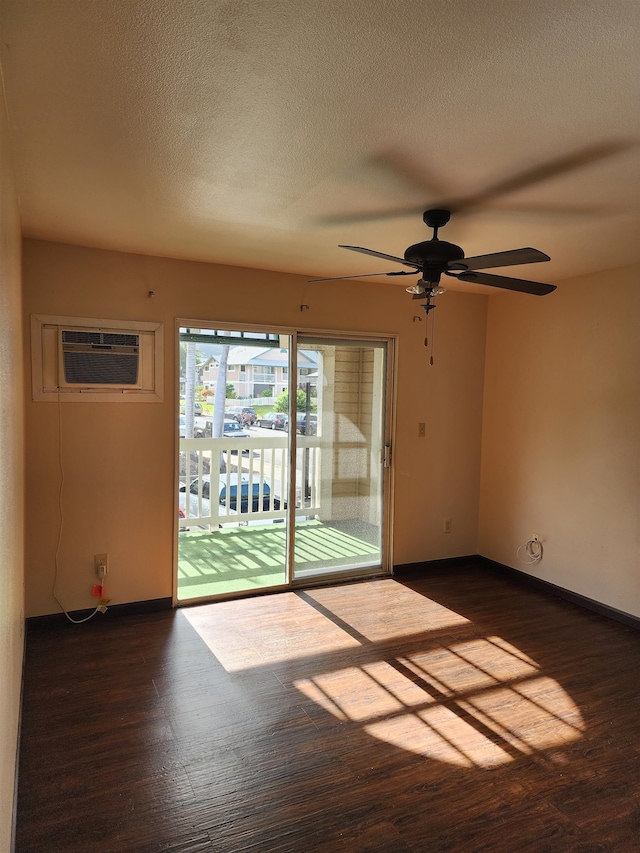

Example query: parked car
[193,417,250,441]
[178,474,283,519]
[226,406,257,425]
[219,475,284,513]
[179,400,203,415]
[295,413,318,435]
[257,411,288,430]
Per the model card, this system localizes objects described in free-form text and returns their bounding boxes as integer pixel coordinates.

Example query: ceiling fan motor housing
[404,239,465,283]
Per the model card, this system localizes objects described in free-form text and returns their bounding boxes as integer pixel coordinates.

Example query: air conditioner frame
[31,314,164,402]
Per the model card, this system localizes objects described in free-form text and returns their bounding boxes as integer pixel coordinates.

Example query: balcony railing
[178,434,321,529]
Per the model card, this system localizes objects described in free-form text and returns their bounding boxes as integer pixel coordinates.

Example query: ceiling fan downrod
[403,209,465,284]
[422,208,451,237]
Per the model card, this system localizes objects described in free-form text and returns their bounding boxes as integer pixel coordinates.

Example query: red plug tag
[91,584,104,598]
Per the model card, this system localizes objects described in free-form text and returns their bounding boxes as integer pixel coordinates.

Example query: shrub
[274,389,308,413]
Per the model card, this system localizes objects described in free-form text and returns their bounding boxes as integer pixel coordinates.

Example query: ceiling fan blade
[449,141,633,213]
[316,206,427,226]
[450,247,550,271]
[316,149,449,226]
[318,141,633,226]
[366,150,451,199]
[448,270,556,296]
[308,269,416,282]
[339,245,420,269]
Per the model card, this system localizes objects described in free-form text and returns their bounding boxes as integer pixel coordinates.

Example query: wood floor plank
[17,563,640,851]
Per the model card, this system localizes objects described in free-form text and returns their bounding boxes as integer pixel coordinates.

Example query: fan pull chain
[429,308,436,365]
[423,306,436,363]
[423,299,431,348]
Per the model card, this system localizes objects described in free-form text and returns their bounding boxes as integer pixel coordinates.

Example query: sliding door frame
[173,318,396,605]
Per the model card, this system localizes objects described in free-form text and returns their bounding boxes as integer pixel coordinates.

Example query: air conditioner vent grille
[62,351,140,385]
[61,330,139,347]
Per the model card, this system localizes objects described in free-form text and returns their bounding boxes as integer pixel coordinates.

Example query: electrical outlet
[444,518,452,534]
[94,553,109,576]
[418,422,426,437]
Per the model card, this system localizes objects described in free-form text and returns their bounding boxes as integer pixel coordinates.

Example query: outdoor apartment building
[201,345,318,398]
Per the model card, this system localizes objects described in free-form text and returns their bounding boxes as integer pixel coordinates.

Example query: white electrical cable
[52,388,101,624]
[517,537,543,565]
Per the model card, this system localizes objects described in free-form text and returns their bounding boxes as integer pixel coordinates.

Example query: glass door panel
[293,338,388,581]
[176,326,290,602]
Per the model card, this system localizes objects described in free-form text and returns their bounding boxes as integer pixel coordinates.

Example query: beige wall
[479,263,640,617]
[394,291,488,561]
[23,239,488,616]
[0,84,24,852]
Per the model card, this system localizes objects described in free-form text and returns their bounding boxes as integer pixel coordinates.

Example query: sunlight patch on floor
[366,708,515,769]
[304,579,470,641]
[183,578,584,768]
[295,636,584,769]
[296,661,429,723]
[182,593,362,671]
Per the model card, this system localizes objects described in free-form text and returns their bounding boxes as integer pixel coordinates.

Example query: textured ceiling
[1,0,639,293]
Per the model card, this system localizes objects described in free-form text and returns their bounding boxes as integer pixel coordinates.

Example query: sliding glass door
[175,325,392,603]
[292,338,388,581]
[176,327,291,601]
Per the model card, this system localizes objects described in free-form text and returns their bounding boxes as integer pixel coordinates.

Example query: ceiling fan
[310,207,556,316]
[308,141,639,313]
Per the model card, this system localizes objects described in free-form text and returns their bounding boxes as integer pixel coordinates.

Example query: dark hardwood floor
[17,563,640,852]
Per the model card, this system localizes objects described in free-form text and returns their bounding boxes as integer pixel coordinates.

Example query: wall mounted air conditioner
[59,328,144,389]
[32,315,164,402]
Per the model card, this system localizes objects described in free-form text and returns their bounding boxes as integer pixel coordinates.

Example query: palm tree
[213,345,230,471]
[184,341,196,438]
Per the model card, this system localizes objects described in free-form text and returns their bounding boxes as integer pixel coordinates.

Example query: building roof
[225,346,318,368]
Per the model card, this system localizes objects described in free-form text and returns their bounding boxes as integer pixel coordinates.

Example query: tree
[180,343,205,375]
[273,389,307,413]
[213,346,230,472]
[226,383,236,399]
[184,342,197,438]
[213,346,229,438]
[262,388,273,398]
